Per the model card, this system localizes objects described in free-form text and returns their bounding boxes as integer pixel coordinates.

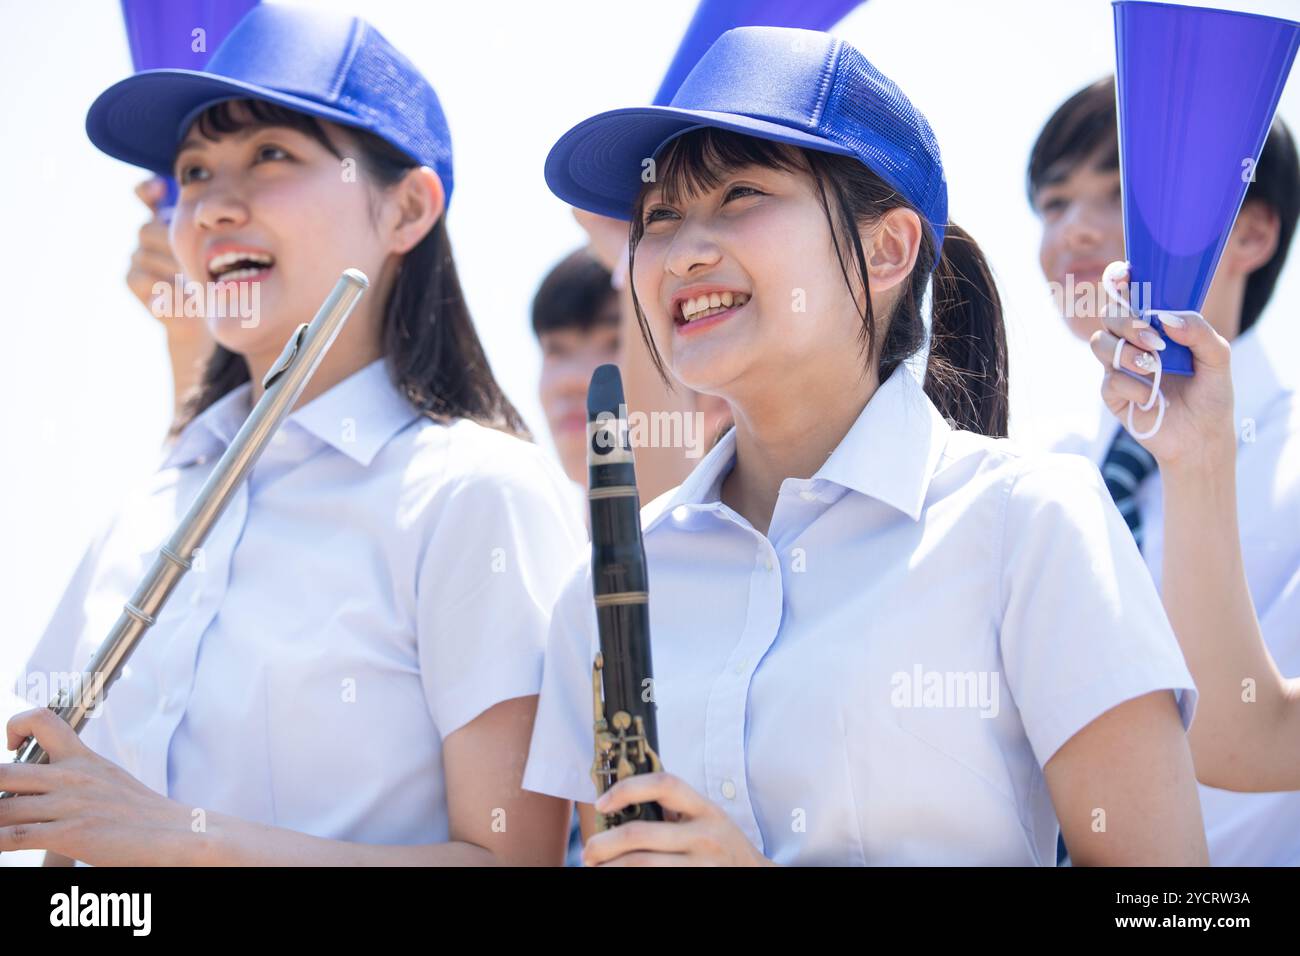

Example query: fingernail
[1138,330,1166,351]
[1134,351,1159,373]
[1157,311,1186,329]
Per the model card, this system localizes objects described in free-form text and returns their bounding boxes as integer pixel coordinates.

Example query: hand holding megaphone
[1090,261,1236,468]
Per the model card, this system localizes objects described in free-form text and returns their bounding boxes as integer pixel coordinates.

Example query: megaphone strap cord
[1102,260,1169,441]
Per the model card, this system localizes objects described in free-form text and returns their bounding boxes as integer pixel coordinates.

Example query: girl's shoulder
[388,414,559,483]
[391,414,580,522]
[940,426,1103,471]
[935,427,1113,520]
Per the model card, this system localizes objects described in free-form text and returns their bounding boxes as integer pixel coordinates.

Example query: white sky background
[1,0,1299,862]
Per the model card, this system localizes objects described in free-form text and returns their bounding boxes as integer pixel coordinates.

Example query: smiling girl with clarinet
[3,5,582,865]
[522,26,1208,866]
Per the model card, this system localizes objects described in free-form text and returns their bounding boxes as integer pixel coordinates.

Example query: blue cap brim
[544,106,857,221]
[86,69,366,176]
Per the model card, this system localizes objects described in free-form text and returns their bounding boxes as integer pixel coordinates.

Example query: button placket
[702,532,783,852]
[154,482,247,791]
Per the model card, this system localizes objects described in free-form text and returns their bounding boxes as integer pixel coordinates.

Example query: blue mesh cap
[85,3,455,206]
[545,26,948,250]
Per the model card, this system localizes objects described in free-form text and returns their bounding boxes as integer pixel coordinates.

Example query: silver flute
[0,269,369,799]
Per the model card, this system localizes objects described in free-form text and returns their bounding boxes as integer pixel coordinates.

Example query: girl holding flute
[3,6,581,865]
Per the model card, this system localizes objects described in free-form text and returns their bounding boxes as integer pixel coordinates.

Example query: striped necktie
[1100,427,1159,551]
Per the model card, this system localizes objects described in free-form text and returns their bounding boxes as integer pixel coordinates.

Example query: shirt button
[764,556,775,571]
[189,591,201,607]
[799,489,817,502]
[721,779,737,800]
[733,659,746,675]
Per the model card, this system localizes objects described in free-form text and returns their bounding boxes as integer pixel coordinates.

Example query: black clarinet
[586,363,663,829]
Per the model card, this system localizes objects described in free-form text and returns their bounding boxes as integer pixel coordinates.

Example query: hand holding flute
[1,270,368,800]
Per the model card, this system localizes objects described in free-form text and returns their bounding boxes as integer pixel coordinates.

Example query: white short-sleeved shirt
[523,363,1196,866]
[18,357,587,851]
[1050,325,1300,866]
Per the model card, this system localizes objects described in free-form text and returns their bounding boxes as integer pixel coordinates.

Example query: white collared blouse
[19,358,587,848]
[523,363,1196,865]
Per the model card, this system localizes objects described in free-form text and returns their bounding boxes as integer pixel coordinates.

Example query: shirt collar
[645,363,952,533]
[162,358,420,470]
[161,382,253,470]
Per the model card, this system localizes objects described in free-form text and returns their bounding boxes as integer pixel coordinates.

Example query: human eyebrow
[1037,164,1072,190]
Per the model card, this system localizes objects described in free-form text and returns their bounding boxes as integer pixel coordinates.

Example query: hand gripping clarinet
[586,363,663,829]
[0,270,369,799]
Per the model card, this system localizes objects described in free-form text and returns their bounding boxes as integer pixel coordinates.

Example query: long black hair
[170,98,529,440]
[628,128,1009,438]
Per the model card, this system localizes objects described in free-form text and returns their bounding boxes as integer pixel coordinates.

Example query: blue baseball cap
[85,4,454,206]
[545,26,947,250]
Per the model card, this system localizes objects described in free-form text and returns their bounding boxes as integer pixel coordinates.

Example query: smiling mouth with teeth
[208,250,275,282]
[678,291,750,324]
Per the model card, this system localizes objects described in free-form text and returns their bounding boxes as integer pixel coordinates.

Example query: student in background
[1028,76,1300,865]
[532,248,621,487]
[1089,265,1300,795]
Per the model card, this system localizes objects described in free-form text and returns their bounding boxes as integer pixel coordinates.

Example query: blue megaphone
[1112,0,1300,375]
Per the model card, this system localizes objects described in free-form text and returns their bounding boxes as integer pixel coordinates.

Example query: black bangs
[1025,76,1118,203]
[186,98,342,159]
[640,126,806,212]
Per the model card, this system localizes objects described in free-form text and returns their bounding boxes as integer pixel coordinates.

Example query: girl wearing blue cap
[4,6,581,865]
[523,26,1207,865]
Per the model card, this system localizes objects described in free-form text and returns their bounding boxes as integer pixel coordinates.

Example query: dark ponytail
[170,99,528,440]
[627,128,1010,438]
[924,224,1008,437]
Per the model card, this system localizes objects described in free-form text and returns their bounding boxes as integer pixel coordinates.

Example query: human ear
[1221,199,1280,278]
[864,207,923,294]
[388,166,445,255]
